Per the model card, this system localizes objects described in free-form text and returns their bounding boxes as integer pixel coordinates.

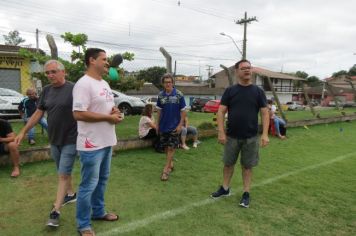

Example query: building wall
[265,92,293,104]
[0,54,33,94]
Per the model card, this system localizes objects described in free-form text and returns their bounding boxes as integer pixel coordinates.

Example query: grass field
[8,107,356,150]
[1,121,355,235]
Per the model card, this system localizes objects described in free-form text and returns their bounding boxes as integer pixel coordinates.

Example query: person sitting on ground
[139,104,157,139]
[18,88,48,145]
[180,116,200,150]
[0,119,21,177]
[267,99,287,139]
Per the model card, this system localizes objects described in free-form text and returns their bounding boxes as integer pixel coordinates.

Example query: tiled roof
[0,44,45,54]
[211,65,306,81]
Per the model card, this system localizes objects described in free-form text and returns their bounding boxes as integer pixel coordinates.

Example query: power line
[0,0,227,45]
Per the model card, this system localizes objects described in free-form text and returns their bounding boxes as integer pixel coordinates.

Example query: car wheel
[119,103,132,116]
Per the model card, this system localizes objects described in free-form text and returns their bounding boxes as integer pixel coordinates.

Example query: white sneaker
[182,145,190,150]
[193,141,199,148]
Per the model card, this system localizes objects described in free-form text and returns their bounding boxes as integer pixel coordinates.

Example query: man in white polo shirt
[73,48,123,236]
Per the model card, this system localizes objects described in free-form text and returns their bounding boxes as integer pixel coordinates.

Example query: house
[307,75,356,106]
[211,65,306,103]
[0,44,44,94]
[124,82,224,106]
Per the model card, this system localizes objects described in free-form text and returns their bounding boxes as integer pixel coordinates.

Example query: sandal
[92,213,119,221]
[160,172,169,181]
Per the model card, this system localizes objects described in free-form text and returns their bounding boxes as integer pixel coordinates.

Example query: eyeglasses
[239,67,251,71]
[44,69,59,75]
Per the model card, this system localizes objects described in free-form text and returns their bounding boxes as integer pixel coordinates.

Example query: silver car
[111,90,145,115]
[286,101,305,111]
[0,88,24,119]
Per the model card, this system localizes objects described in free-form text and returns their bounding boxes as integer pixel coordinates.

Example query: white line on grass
[98,151,356,236]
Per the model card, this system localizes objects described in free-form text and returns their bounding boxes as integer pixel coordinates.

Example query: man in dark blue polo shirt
[156,73,186,181]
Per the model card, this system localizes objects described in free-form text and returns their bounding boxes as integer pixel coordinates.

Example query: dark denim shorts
[159,131,180,149]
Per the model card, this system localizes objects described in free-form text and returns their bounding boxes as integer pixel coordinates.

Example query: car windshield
[0,88,22,97]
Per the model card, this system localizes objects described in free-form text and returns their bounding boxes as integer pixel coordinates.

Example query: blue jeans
[274,116,286,136]
[24,117,48,140]
[180,126,198,137]
[76,146,112,232]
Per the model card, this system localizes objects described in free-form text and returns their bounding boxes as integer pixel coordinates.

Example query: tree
[19,32,140,91]
[3,30,26,46]
[306,75,321,86]
[136,66,167,89]
[295,71,309,79]
[332,70,348,77]
[348,64,356,76]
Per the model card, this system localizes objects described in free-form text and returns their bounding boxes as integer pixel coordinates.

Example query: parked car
[143,97,158,106]
[286,101,305,111]
[203,100,221,113]
[112,90,145,115]
[0,88,24,119]
[191,97,211,112]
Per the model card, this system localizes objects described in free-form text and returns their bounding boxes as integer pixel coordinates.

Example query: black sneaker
[62,192,77,206]
[211,186,230,199]
[239,192,250,208]
[47,210,60,227]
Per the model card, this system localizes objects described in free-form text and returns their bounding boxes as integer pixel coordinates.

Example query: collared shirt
[156,87,186,133]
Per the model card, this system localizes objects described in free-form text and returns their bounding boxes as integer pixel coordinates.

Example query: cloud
[1,0,355,79]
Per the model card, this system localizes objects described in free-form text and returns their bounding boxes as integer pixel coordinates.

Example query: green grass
[1,121,355,235]
[283,107,356,121]
[10,111,216,150]
[9,108,356,150]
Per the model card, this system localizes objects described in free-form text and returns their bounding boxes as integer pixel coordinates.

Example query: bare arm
[15,109,45,144]
[217,105,228,144]
[148,120,157,129]
[175,109,186,133]
[184,116,188,128]
[260,107,270,147]
[0,132,16,143]
[156,109,161,134]
[73,109,122,124]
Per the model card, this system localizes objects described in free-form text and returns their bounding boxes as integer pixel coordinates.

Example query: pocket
[79,151,98,166]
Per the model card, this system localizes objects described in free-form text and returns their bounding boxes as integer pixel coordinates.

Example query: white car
[0,88,24,119]
[111,90,145,115]
[143,97,158,106]
[286,101,305,111]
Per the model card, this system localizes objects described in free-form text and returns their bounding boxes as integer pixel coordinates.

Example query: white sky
[0,0,355,79]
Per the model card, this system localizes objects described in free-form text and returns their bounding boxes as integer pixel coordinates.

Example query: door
[0,68,21,92]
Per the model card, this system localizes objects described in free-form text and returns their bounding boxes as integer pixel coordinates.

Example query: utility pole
[206,65,213,79]
[206,65,213,88]
[36,28,39,52]
[236,12,257,59]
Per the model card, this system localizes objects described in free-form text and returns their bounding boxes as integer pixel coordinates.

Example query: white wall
[265,92,293,104]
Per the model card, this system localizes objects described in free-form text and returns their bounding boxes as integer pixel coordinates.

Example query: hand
[156,126,159,135]
[260,134,269,147]
[218,130,226,144]
[109,113,123,124]
[111,107,120,115]
[14,133,25,145]
[174,124,183,134]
